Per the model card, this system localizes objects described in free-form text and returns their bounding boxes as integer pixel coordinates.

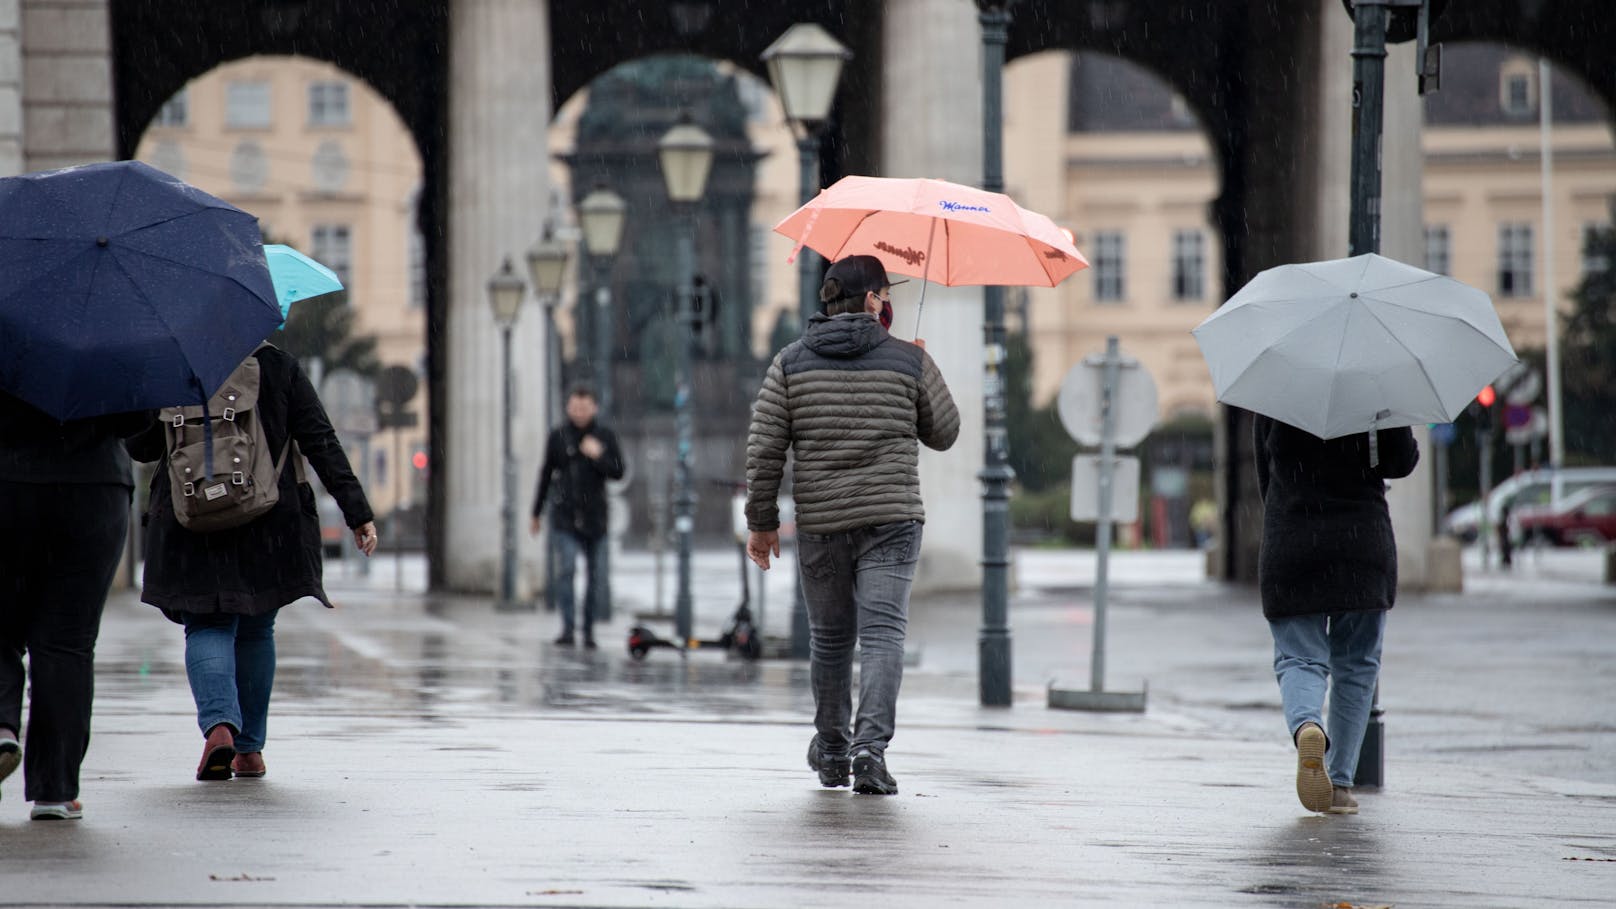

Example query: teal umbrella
[263,244,343,317]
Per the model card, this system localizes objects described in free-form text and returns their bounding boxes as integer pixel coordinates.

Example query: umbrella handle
[912,219,939,338]
[1367,408,1390,469]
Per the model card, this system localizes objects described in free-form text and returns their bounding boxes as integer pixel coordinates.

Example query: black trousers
[0,480,129,802]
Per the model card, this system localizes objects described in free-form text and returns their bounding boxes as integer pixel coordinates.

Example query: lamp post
[525,226,570,613]
[658,114,715,647]
[486,258,526,608]
[763,22,852,660]
[976,0,1016,707]
[1342,0,1444,788]
[577,183,627,622]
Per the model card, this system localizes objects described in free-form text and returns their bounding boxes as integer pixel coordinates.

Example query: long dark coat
[1255,415,1420,620]
[128,346,373,620]
[531,420,624,540]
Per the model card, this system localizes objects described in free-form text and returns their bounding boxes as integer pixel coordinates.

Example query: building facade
[1002,43,1615,416]
[135,55,427,518]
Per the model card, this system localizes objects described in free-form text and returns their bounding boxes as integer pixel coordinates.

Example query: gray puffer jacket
[745,312,960,534]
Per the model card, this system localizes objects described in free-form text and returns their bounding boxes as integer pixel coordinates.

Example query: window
[1499,64,1535,118]
[229,141,268,193]
[1424,225,1451,276]
[1170,229,1204,301]
[1092,231,1125,303]
[310,140,350,193]
[1581,223,1611,278]
[1497,223,1534,297]
[408,227,425,309]
[308,81,350,127]
[225,81,272,129]
[155,90,188,128]
[311,224,353,287]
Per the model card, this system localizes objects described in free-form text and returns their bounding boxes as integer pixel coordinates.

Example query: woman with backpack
[128,344,376,781]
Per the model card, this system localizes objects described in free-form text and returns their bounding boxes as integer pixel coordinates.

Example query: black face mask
[879,299,893,329]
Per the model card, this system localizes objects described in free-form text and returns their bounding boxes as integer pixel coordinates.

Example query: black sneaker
[851,749,898,795]
[806,736,850,788]
[583,636,598,650]
[553,631,576,647]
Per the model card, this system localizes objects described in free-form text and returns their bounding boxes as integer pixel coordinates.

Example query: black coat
[1255,415,1419,620]
[531,420,624,540]
[128,346,374,619]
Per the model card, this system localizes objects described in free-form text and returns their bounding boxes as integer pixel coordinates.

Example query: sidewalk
[0,548,1610,907]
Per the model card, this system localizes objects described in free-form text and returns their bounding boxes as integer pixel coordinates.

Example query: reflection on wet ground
[6,558,1613,907]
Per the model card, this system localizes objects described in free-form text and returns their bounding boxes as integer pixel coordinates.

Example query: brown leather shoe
[197,724,236,781]
[1328,786,1359,815]
[231,752,266,778]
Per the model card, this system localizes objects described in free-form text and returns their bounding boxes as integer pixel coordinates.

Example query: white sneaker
[31,800,83,821]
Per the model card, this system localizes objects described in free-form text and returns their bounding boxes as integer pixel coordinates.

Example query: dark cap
[822,254,908,301]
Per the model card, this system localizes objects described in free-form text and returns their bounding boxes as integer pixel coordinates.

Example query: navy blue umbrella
[0,160,283,420]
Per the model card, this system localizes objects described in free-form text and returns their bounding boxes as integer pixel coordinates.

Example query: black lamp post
[576,183,626,622]
[485,258,526,609]
[525,226,570,613]
[762,22,852,659]
[657,114,715,647]
[976,0,1017,707]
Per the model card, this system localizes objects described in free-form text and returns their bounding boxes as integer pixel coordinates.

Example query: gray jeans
[797,520,922,759]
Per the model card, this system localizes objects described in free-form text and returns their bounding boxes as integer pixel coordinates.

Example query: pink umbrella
[773,175,1088,330]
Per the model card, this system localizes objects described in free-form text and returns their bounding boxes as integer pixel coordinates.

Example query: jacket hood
[803,312,886,360]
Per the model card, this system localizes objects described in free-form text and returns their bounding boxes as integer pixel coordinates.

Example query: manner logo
[939,200,991,214]
[874,240,926,266]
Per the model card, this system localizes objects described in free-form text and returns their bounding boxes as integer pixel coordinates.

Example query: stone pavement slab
[0,549,1611,907]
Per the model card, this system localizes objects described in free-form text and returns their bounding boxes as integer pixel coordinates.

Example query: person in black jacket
[0,391,151,820]
[531,384,624,648]
[1255,414,1419,816]
[128,345,375,782]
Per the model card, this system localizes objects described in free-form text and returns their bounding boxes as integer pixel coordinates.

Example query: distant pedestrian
[129,344,376,782]
[1254,414,1418,815]
[0,391,151,820]
[744,254,960,795]
[531,384,624,649]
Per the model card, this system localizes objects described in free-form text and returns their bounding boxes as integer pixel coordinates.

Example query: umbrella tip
[96,237,108,247]
[1349,291,1358,298]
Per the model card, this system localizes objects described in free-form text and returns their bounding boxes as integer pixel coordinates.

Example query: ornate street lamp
[575,183,627,622]
[486,258,526,609]
[763,22,852,659]
[525,225,570,614]
[577,184,627,417]
[657,114,714,647]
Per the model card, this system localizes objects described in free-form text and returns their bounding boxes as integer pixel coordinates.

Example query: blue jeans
[552,529,607,637]
[183,611,277,753]
[797,521,922,759]
[1269,610,1387,787]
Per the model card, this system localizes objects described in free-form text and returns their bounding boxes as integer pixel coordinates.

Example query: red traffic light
[411,451,428,471]
[1476,385,1496,408]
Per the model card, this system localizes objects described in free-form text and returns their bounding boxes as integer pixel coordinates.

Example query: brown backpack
[159,353,292,532]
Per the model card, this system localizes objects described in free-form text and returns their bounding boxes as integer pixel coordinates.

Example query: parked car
[1513,484,1616,546]
[1443,467,1616,542]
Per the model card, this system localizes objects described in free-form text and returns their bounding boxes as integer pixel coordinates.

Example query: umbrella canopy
[0,161,282,420]
[774,175,1087,288]
[264,243,344,318]
[1192,253,1518,440]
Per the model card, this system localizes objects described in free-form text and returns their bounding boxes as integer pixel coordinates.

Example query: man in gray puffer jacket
[744,254,960,795]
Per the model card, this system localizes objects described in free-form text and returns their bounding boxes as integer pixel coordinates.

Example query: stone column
[0,1,20,176]
[880,0,985,592]
[17,0,112,172]
[445,0,555,594]
[1310,1,1438,590]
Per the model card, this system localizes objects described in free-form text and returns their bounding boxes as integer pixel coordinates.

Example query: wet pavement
[1,546,1612,907]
